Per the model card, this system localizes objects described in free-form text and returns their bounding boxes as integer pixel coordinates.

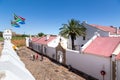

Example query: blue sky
[0,0,120,35]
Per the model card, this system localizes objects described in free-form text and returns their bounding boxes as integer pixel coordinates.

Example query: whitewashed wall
[46,46,56,59]
[66,49,111,80]
[68,22,109,50]
[48,36,60,47]
[74,23,98,47]
[110,34,120,37]
[30,42,43,54]
[0,29,35,80]
[28,37,118,80]
[48,36,67,48]
[32,42,38,52]
[30,42,57,60]
[25,37,30,47]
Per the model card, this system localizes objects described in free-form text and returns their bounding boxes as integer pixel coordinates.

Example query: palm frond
[59,19,86,38]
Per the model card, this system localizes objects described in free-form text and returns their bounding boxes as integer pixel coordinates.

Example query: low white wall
[30,42,57,60]
[0,61,35,80]
[66,49,111,80]
[0,40,35,80]
[25,37,30,47]
[46,46,56,59]
[32,42,38,52]
[110,34,120,37]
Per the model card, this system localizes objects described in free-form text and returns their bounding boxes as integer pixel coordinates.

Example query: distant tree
[59,19,86,50]
[21,34,29,37]
[38,32,45,37]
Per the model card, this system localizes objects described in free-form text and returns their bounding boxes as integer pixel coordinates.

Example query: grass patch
[0,37,4,41]
[12,36,25,40]
[11,37,26,47]
[0,36,26,47]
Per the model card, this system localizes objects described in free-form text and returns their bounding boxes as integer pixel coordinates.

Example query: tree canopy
[38,32,45,37]
[59,19,86,50]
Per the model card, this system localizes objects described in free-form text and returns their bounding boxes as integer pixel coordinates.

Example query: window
[81,44,84,47]
[83,36,86,40]
[44,47,46,53]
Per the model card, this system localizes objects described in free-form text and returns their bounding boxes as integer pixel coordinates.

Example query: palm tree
[59,19,86,50]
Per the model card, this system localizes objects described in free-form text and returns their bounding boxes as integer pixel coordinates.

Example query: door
[57,51,64,63]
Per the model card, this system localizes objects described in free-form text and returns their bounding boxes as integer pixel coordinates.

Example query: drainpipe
[110,56,112,80]
[116,61,118,80]
[79,46,82,54]
[111,54,116,80]
[116,27,119,34]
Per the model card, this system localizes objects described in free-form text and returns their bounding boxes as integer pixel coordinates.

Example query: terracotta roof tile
[31,37,41,42]
[32,35,57,45]
[90,24,120,34]
[83,37,120,57]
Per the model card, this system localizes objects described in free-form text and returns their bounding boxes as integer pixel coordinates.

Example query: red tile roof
[31,37,40,42]
[31,35,57,45]
[90,24,120,34]
[83,37,120,57]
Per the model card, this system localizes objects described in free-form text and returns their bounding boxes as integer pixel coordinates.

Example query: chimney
[46,35,50,41]
[116,27,119,34]
[110,25,114,28]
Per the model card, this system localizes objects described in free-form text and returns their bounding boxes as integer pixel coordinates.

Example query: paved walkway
[17,47,85,80]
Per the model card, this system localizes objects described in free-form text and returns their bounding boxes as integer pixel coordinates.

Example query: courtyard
[17,46,85,80]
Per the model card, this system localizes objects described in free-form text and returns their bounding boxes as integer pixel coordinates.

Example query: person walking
[40,54,43,61]
[33,54,35,61]
[36,53,39,60]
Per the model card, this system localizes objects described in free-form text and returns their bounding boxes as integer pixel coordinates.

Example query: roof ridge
[89,24,120,34]
[32,37,41,42]
[88,24,110,32]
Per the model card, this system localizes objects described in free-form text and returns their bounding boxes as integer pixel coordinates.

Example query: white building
[26,22,120,80]
[68,21,120,50]
[66,34,120,80]
[27,35,67,55]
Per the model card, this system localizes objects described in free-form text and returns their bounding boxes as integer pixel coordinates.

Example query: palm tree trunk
[71,35,75,50]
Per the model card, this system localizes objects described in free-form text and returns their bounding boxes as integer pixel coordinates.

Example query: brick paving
[17,47,85,80]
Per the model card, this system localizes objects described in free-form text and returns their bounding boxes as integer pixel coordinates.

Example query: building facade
[68,21,120,50]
